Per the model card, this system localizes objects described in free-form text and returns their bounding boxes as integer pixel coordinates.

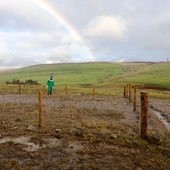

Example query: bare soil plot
[0,94,170,170]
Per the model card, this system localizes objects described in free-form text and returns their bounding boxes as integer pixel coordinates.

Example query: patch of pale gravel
[0,94,38,104]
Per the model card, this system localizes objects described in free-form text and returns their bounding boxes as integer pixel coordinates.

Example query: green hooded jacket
[47,79,54,91]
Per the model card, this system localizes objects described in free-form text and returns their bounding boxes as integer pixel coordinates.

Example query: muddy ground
[0,94,170,170]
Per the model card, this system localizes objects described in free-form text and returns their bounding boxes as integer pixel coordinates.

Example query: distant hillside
[0,62,170,89]
[113,62,170,89]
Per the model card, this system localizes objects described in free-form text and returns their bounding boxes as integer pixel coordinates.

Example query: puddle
[0,136,61,152]
[153,110,170,131]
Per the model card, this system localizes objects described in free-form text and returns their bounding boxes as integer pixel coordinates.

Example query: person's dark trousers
[48,91,52,95]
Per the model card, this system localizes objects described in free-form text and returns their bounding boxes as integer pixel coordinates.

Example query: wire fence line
[0,84,123,96]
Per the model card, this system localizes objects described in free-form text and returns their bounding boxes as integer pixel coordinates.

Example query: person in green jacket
[47,76,54,95]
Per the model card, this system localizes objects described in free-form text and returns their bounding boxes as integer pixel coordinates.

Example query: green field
[0,62,170,89]
[115,62,170,89]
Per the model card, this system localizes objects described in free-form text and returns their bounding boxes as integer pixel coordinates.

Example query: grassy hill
[114,62,170,89]
[0,62,170,89]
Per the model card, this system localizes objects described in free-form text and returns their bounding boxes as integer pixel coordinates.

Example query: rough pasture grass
[117,62,170,89]
[0,62,151,86]
[1,62,170,90]
[1,83,170,100]
[0,84,124,97]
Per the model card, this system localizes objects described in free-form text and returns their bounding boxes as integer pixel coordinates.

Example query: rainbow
[29,0,93,60]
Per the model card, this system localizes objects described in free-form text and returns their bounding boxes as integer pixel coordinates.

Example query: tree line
[5,79,40,85]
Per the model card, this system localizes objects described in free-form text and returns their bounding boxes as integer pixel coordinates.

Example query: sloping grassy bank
[0,62,170,90]
[100,62,170,90]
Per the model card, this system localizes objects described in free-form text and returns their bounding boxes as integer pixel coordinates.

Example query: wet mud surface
[0,94,170,169]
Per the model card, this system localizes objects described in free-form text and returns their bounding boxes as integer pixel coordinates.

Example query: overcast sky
[0,0,170,69]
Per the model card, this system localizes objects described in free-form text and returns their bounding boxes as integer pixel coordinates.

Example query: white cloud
[48,42,87,63]
[61,34,77,44]
[14,32,57,50]
[0,42,11,59]
[0,0,60,32]
[1,0,170,69]
[0,31,61,54]
[116,57,143,62]
[83,15,131,39]
[15,42,35,50]
[48,51,72,63]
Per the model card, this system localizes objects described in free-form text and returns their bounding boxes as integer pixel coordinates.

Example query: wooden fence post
[124,86,126,98]
[126,84,129,98]
[43,85,45,94]
[92,85,95,96]
[140,91,148,138]
[19,84,21,94]
[65,86,68,94]
[133,85,137,111]
[38,91,43,127]
[129,84,132,102]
